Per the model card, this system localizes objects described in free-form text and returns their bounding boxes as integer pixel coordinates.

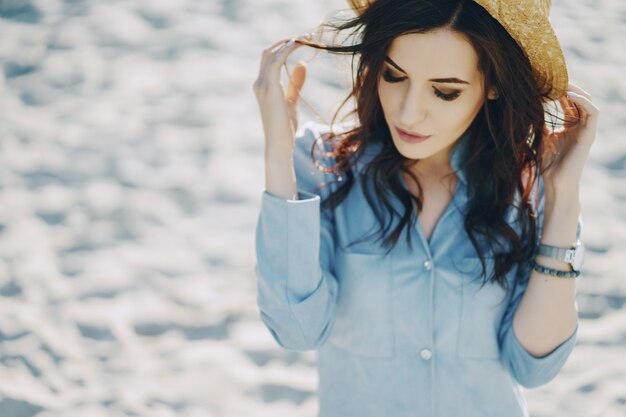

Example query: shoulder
[294,120,352,153]
[293,120,385,192]
[296,120,384,176]
[292,121,347,198]
[293,120,346,171]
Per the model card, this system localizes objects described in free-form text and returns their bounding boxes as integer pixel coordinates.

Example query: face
[377,29,496,174]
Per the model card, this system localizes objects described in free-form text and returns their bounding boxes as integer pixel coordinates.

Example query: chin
[393,142,431,160]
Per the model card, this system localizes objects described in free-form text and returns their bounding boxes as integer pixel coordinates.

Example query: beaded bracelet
[531,260,581,278]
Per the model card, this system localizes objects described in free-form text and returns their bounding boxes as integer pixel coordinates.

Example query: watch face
[573,241,585,271]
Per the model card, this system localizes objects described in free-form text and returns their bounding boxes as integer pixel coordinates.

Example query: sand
[0,0,624,416]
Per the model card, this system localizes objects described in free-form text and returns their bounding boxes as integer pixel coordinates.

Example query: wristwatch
[536,239,585,272]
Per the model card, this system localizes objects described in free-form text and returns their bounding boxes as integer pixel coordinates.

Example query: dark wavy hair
[292,0,581,291]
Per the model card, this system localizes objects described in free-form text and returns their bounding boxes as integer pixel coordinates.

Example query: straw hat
[346,0,568,101]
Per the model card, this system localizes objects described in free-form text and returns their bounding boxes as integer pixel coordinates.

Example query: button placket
[423,259,433,270]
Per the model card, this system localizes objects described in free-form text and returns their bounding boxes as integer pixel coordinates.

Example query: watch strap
[537,240,583,265]
[537,243,572,261]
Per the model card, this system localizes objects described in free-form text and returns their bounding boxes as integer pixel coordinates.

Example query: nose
[399,85,427,127]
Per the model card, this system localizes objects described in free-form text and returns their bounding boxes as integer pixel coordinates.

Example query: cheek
[441,97,484,134]
[377,80,404,108]
[445,95,483,120]
[377,83,392,109]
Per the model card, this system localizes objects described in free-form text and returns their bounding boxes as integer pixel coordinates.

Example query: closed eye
[434,89,461,102]
[381,68,406,83]
[381,68,461,102]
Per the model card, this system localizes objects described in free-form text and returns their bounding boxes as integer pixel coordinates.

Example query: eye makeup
[381,67,462,102]
[384,56,470,85]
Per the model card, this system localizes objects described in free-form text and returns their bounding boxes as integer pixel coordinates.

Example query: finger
[270,38,295,54]
[566,91,599,117]
[561,95,586,121]
[275,31,317,52]
[275,39,297,55]
[265,37,292,53]
[268,39,307,71]
[558,96,584,126]
[269,32,314,54]
[567,82,592,101]
[258,37,292,75]
[285,61,307,105]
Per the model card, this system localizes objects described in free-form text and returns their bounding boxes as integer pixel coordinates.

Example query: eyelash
[381,69,461,102]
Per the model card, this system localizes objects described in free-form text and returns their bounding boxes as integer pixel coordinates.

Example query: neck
[407,150,454,184]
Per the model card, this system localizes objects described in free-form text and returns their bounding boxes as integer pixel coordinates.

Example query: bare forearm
[265,144,298,201]
[513,189,580,357]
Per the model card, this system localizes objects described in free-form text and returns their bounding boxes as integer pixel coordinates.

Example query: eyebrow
[384,56,471,85]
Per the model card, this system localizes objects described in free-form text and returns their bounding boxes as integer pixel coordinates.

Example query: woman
[253,0,599,416]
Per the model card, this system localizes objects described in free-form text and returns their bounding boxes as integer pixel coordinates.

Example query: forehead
[387,29,481,82]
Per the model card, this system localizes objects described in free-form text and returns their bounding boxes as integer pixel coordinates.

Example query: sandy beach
[0,0,624,416]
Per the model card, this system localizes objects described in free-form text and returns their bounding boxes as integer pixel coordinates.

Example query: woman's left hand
[541,82,600,197]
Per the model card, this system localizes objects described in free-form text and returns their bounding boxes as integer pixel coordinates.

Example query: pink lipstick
[395,126,432,143]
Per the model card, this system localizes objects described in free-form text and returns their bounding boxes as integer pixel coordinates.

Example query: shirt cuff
[512,322,578,360]
[504,322,578,388]
[262,189,321,203]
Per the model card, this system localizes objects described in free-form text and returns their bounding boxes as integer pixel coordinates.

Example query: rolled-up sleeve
[254,121,340,351]
[498,174,583,388]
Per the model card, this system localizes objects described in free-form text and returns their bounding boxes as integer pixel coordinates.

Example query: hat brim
[474,0,568,101]
[347,0,568,101]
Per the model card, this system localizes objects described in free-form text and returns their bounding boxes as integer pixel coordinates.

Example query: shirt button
[423,259,433,270]
[420,348,432,361]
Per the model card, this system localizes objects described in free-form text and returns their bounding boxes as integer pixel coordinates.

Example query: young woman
[253,0,599,416]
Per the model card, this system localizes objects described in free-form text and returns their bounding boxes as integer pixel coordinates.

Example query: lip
[395,126,432,143]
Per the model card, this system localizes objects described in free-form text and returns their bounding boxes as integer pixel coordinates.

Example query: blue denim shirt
[254,121,582,417]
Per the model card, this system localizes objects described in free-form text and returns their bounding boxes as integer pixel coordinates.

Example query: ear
[488,87,499,100]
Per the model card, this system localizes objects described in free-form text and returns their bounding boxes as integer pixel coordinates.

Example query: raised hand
[253,34,313,152]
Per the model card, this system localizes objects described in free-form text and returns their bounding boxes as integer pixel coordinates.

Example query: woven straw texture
[346,0,568,101]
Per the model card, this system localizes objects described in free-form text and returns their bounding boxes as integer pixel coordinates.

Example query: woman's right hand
[253,34,311,152]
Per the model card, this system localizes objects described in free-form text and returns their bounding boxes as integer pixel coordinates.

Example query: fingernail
[296,33,314,42]
[567,92,578,98]
[286,39,295,46]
